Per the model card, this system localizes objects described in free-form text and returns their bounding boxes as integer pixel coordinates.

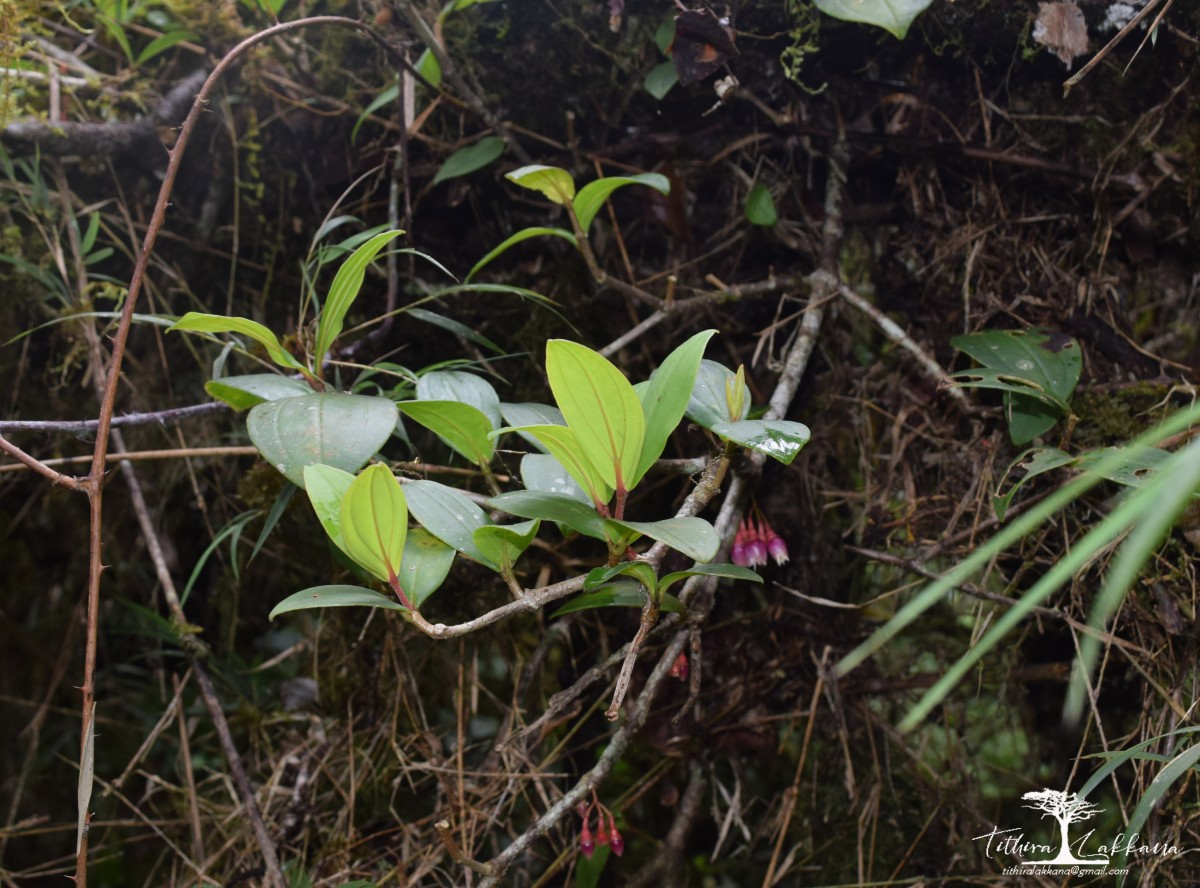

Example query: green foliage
[949,327,1082,445]
[745,181,778,226]
[433,136,505,185]
[813,0,935,39]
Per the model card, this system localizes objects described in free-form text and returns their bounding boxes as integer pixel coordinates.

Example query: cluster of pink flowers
[576,793,624,858]
[732,515,789,568]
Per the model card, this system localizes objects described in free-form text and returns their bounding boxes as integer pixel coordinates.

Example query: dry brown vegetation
[3,1,1200,886]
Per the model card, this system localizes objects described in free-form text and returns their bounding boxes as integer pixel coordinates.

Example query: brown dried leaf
[1033,2,1089,70]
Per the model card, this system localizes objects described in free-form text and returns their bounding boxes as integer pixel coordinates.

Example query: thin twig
[0,401,229,433]
[1062,0,1166,95]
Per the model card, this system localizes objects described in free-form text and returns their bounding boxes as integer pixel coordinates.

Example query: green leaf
[465,227,577,282]
[607,516,719,562]
[135,29,198,65]
[499,424,612,507]
[433,136,505,185]
[711,419,811,465]
[572,173,670,234]
[302,464,356,552]
[352,82,398,143]
[488,490,608,540]
[408,308,504,354]
[339,464,407,584]
[745,181,778,226]
[687,360,750,428]
[473,520,540,573]
[403,479,494,566]
[417,370,501,428]
[397,400,495,466]
[399,528,456,608]
[584,561,659,595]
[644,60,678,99]
[314,229,405,369]
[269,585,406,620]
[944,368,1071,412]
[992,447,1075,521]
[550,582,685,618]
[813,0,935,39]
[169,312,309,375]
[205,374,312,411]
[547,340,646,494]
[658,562,763,598]
[1073,445,1174,489]
[499,402,566,451]
[634,330,715,485]
[415,48,441,87]
[247,393,398,487]
[519,453,591,503]
[505,164,576,205]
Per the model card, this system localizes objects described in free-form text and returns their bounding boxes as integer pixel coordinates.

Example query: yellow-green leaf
[168,312,308,375]
[340,464,407,583]
[499,424,613,507]
[546,340,645,493]
[505,164,576,205]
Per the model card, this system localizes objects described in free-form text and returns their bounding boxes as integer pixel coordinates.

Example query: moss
[1070,383,1171,450]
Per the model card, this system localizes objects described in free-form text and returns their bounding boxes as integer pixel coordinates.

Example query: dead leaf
[1033,2,1089,70]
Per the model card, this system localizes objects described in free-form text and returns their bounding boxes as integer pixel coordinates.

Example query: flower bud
[669,651,689,681]
[609,819,625,857]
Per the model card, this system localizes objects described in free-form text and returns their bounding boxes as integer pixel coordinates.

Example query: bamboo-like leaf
[633,330,715,485]
[339,464,407,584]
[314,229,405,367]
[547,340,646,493]
[505,164,576,205]
[573,173,670,234]
[169,312,309,375]
[397,400,495,466]
[433,136,505,185]
[269,585,407,620]
[466,227,577,282]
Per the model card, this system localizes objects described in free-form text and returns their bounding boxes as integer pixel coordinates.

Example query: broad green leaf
[547,340,646,493]
[488,490,608,540]
[473,520,540,573]
[745,181,778,226]
[499,402,566,452]
[247,393,398,487]
[550,582,685,618]
[607,516,719,562]
[813,0,935,39]
[433,136,505,185]
[687,360,750,428]
[465,227,577,282]
[399,528,456,607]
[315,229,405,368]
[658,562,763,598]
[499,424,612,507]
[584,561,659,595]
[397,400,495,466]
[340,464,407,584]
[519,453,590,503]
[417,370,501,428]
[269,585,406,620]
[403,479,494,566]
[505,164,576,205]
[302,464,355,552]
[634,330,715,485]
[644,61,678,99]
[573,173,671,234]
[169,312,308,375]
[944,369,1071,413]
[992,447,1075,521]
[1073,446,1174,489]
[205,373,312,411]
[711,419,811,465]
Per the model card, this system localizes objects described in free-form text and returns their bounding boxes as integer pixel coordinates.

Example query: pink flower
[758,518,789,565]
[609,814,625,857]
[669,651,689,682]
[732,518,756,567]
